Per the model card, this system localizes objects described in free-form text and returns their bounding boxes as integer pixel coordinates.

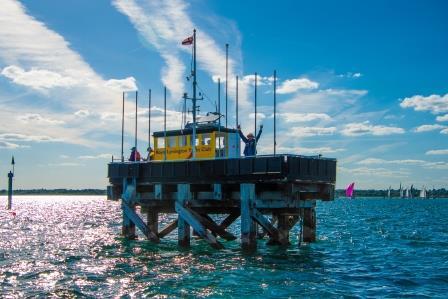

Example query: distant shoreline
[0,189,106,196]
[0,188,446,197]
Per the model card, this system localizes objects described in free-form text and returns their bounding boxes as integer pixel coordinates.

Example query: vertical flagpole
[218,78,221,154]
[121,92,125,162]
[236,75,239,127]
[225,43,229,128]
[148,89,151,149]
[134,91,138,152]
[218,78,221,127]
[164,86,167,160]
[192,29,197,159]
[274,70,277,156]
[254,72,257,138]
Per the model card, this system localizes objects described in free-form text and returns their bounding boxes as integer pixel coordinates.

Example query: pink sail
[345,182,355,198]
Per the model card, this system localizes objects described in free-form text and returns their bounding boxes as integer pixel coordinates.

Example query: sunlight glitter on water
[1,196,448,297]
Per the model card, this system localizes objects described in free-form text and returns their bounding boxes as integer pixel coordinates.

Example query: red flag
[182,36,193,45]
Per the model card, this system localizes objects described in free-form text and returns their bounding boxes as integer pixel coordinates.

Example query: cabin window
[215,134,226,157]
[202,133,211,145]
[179,135,187,147]
[167,136,177,148]
[190,135,200,146]
[157,137,165,148]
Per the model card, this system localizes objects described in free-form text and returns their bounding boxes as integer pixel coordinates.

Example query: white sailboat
[387,186,391,199]
[419,186,427,199]
[399,183,403,198]
[405,187,409,198]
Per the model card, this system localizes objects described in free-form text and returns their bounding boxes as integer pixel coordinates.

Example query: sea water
[1,196,447,297]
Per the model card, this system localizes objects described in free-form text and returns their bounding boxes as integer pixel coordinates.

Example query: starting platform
[107,155,336,250]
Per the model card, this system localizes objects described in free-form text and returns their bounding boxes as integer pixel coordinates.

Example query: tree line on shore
[335,188,448,198]
[0,188,447,197]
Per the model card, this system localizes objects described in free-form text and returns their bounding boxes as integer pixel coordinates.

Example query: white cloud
[288,126,336,137]
[441,128,448,134]
[400,93,448,114]
[278,146,344,154]
[104,77,137,91]
[278,89,367,114]
[78,154,111,160]
[1,65,79,90]
[0,140,24,149]
[436,114,448,122]
[74,110,90,117]
[18,113,65,125]
[338,72,362,78]
[0,133,61,142]
[277,78,318,94]
[339,166,409,177]
[426,149,448,155]
[248,112,266,120]
[48,162,83,167]
[112,0,240,101]
[413,124,446,132]
[357,158,426,165]
[356,158,448,170]
[277,112,331,123]
[341,121,405,136]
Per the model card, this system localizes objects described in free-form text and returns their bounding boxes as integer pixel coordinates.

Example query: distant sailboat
[345,182,355,199]
[419,186,427,199]
[387,186,391,199]
[410,185,414,199]
[399,183,404,198]
[405,187,409,198]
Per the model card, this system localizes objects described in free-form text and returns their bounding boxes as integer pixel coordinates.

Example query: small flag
[11,156,15,165]
[182,36,193,45]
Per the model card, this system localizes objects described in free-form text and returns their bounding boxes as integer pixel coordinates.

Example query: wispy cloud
[413,124,446,133]
[288,126,337,137]
[278,146,344,154]
[436,114,448,122]
[0,0,138,148]
[341,121,405,136]
[276,112,331,123]
[426,149,448,155]
[400,93,448,114]
[112,0,239,102]
[276,77,318,94]
[78,154,112,160]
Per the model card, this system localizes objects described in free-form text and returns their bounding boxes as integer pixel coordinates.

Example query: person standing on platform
[129,146,141,161]
[237,124,263,156]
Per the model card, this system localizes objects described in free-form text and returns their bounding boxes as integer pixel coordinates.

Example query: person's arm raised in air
[256,124,263,142]
[237,125,248,143]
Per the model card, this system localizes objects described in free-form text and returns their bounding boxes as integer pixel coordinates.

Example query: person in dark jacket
[129,147,141,161]
[237,124,263,156]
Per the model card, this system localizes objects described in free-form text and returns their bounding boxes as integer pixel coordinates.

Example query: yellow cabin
[153,125,241,160]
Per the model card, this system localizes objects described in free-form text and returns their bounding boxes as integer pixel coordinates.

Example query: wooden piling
[240,183,257,251]
[176,184,191,247]
[302,208,316,242]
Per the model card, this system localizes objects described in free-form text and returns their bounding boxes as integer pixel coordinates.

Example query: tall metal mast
[192,29,197,159]
[225,43,228,128]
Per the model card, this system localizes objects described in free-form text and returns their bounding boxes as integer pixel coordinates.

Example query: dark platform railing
[108,155,336,184]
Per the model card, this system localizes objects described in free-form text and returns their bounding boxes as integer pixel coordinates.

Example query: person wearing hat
[129,146,141,161]
[145,146,154,161]
[237,124,263,156]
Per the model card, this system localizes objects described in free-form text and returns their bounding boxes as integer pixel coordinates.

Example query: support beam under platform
[240,184,257,251]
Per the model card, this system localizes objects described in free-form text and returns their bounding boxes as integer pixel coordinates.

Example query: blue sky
[0,0,447,189]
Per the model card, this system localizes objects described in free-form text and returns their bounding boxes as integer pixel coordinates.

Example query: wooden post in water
[302,208,316,242]
[176,184,191,247]
[7,171,13,210]
[240,183,257,251]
